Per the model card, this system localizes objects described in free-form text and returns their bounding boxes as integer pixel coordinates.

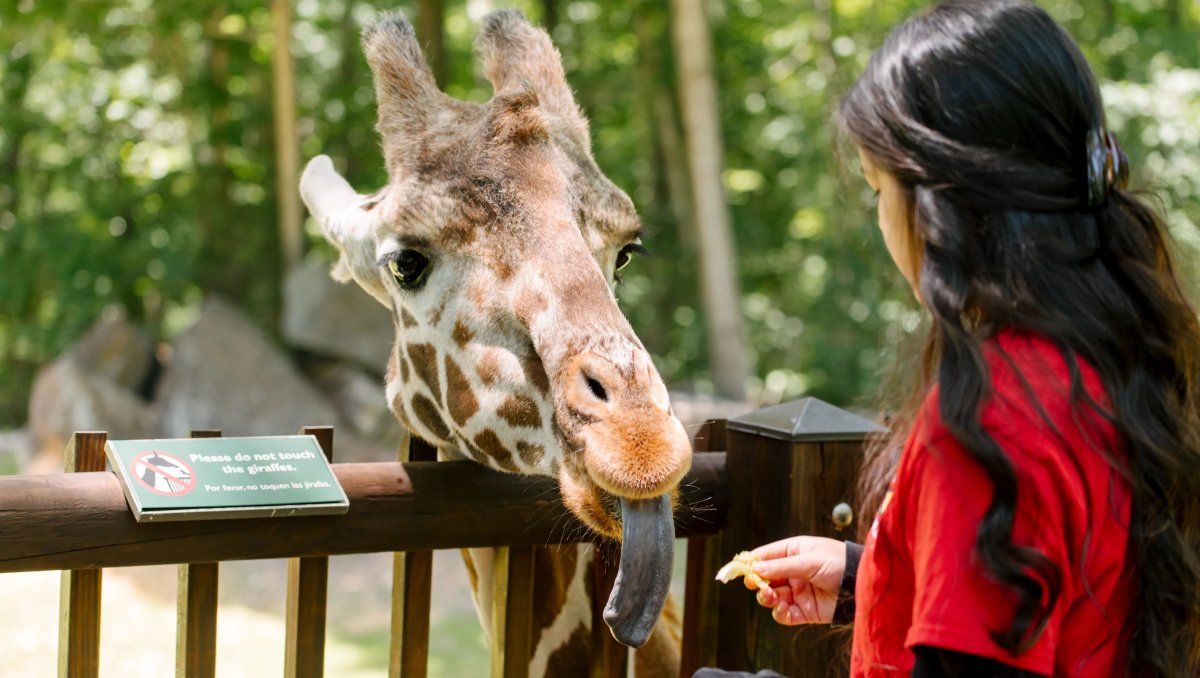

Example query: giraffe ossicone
[299,9,692,652]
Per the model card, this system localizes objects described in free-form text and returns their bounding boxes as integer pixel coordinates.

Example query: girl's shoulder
[911,328,1119,473]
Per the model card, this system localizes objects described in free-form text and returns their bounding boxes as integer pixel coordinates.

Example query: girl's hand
[745,536,845,625]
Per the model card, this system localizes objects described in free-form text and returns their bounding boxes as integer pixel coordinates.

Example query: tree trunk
[416,0,447,88]
[668,0,748,400]
[632,2,693,248]
[541,0,558,33]
[338,1,359,179]
[0,46,32,217]
[272,0,303,270]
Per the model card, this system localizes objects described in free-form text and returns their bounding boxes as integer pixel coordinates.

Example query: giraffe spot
[533,545,579,642]
[388,395,413,432]
[477,351,501,385]
[399,307,419,329]
[495,260,513,281]
[520,348,551,395]
[444,355,479,426]
[430,301,447,328]
[399,353,411,383]
[516,441,544,466]
[407,343,439,396]
[410,393,450,443]
[452,319,473,348]
[544,624,589,678]
[456,435,486,463]
[473,429,519,472]
[498,395,542,429]
[515,289,548,328]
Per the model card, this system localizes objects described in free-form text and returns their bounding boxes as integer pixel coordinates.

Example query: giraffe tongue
[602,494,674,648]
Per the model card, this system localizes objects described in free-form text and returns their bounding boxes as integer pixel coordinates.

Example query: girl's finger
[751,553,824,583]
[772,602,800,626]
[750,536,810,561]
[756,586,775,608]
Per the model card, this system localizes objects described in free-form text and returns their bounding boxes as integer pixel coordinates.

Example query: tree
[668,0,749,400]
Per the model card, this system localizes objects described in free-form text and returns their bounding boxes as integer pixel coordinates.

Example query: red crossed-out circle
[130,451,196,497]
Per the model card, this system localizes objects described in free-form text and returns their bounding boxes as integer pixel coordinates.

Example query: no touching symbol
[131,451,196,496]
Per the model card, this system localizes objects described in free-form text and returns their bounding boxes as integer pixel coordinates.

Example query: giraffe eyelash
[613,242,649,285]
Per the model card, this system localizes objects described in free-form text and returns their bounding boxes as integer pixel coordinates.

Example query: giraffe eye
[386,249,432,290]
[614,242,647,273]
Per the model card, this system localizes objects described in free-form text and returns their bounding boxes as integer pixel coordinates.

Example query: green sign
[106,435,349,522]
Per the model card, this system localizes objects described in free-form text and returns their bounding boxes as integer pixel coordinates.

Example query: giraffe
[298,10,692,676]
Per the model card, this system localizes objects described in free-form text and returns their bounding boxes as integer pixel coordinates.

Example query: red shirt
[851,331,1133,677]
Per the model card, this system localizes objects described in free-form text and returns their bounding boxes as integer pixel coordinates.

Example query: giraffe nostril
[585,375,609,402]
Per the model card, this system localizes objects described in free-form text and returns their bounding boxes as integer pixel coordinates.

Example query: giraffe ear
[299,155,392,308]
[476,10,583,125]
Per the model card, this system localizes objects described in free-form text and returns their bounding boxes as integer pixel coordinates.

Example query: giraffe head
[299,11,691,646]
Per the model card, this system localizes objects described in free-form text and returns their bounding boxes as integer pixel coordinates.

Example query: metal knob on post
[831,502,853,531]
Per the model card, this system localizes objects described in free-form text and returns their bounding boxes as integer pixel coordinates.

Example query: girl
[733,1,1200,676]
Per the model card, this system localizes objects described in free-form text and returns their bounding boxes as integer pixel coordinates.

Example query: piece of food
[715,551,769,590]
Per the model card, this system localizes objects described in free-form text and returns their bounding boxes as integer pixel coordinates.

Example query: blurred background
[0,0,1197,675]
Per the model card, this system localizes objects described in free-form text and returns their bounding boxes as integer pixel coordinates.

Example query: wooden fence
[0,397,881,678]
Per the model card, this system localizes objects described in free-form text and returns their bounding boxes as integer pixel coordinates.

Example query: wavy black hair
[837,1,1200,675]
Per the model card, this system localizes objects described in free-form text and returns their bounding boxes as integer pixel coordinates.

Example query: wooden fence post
[58,431,108,678]
[389,435,437,678]
[177,429,223,678]
[680,419,726,678]
[284,426,335,678]
[589,542,627,678]
[714,398,884,676]
[490,544,536,678]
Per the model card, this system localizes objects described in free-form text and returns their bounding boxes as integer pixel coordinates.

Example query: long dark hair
[837,1,1200,675]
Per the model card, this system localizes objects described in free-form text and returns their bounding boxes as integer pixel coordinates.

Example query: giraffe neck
[459,545,682,678]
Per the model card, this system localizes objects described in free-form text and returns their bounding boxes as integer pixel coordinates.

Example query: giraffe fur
[299,9,692,676]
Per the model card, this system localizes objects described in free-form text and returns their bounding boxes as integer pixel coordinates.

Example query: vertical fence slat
[680,535,722,677]
[680,419,726,677]
[490,545,536,678]
[389,436,436,678]
[589,542,627,678]
[176,430,222,678]
[284,426,334,678]
[58,431,107,678]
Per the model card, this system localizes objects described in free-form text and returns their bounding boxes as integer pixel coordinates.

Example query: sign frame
[106,435,350,522]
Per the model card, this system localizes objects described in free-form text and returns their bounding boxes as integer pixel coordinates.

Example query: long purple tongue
[602,495,674,648]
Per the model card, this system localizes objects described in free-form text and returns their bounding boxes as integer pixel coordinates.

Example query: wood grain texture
[176,563,219,678]
[388,436,436,678]
[176,430,222,678]
[679,535,721,677]
[285,427,335,678]
[490,545,535,678]
[0,455,726,573]
[714,431,864,677]
[389,550,432,678]
[589,542,627,678]
[58,431,107,678]
[692,419,727,453]
[680,417,730,677]
[284,555,329,678]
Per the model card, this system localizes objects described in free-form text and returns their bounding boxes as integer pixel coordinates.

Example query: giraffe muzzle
[564,352,693,499]
[602,494,675,648]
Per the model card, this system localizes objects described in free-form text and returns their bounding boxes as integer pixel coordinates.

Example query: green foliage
[1,0,1197,427]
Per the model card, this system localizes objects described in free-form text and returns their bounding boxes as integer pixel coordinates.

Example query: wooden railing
[0,397,881,678]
